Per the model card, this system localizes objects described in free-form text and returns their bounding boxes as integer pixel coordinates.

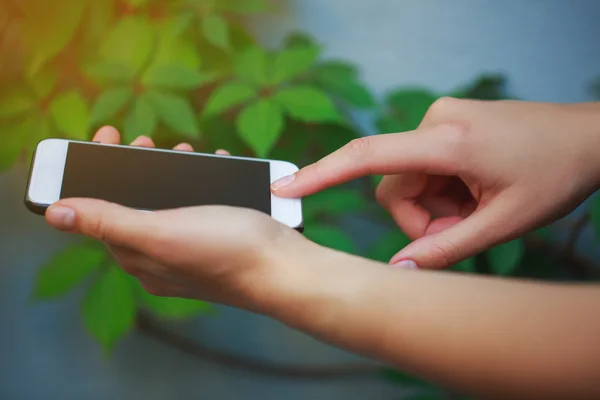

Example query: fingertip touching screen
[60,143,271,214]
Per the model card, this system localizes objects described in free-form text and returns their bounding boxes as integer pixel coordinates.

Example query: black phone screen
[60,142,272,214]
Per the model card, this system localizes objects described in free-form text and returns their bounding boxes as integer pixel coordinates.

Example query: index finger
[271,126,457,198]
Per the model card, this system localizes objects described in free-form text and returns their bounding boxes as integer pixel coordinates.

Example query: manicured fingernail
[46,206,75,230]
[392,260,418,270]
[271,174,296,191]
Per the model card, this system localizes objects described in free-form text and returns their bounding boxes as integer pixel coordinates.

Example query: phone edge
[23,138,306,232]
[23,139,49,216]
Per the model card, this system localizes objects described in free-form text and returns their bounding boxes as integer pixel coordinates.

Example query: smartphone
[25,138,303,231]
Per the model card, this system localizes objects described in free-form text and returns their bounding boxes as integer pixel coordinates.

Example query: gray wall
[2,1,600,399]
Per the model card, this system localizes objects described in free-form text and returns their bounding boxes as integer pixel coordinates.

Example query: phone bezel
[25,138,303,229]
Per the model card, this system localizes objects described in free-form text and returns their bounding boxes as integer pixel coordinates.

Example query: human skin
[45,99,600,399]
[273,98,600,269]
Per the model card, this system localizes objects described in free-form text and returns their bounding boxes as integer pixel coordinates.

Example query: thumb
[45,199,156,249]
[390,196,519,269]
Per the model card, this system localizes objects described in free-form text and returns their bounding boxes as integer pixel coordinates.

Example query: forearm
[262,244,600,399]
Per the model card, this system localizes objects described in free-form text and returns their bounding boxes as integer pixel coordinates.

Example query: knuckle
[440,121,470,146]
[430,240,457,268]
[87,216,111,242]
[437,121,471,166]
[345,137,372,160]
[427,96,461,117]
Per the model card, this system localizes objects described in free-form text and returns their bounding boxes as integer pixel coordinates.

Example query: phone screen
[60,143,272,214]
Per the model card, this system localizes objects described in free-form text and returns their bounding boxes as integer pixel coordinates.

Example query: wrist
[250,231,349,320]
[567,103,600,189]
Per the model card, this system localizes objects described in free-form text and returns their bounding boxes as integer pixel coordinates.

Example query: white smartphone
[25,138,303,231]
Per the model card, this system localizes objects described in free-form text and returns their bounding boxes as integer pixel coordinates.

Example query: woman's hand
[44,127,310,311]
[272,99,600,269]
[42,127,600,400]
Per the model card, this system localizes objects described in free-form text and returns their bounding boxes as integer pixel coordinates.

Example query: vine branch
[136,311,382,380]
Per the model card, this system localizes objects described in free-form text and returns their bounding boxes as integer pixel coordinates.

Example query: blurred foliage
[0,0,592,398]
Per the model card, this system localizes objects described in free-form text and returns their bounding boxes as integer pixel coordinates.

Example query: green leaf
[367,231,411,263]
[274,86,341,122]
[219,0,270,13]
[138,289,212,320]
[228,23,257,51]
[203,82,257,117]
[268,120,312,164]
[84,0,116,44]
[371,175,383,188]
[23,116,53,168]
[271,46,320,84]
[124,94,157,141]
[29,68,58,100]
[451,257,477,273]
[0,90,35,118]
[591,197,600,241]
[201,117,249,156]
[84,62,136,85]
[315,61,358,78]
[91,87,134,126]
[202,13,230,49]
[487,239,525,276]
[284,31,318,49]
[141,65,215,90]
[308,123,361,156]
[303,188,368,222]
[150,27,201,70]
[234,47,269,86]
[304,224,356,254]
[147,91,199,137]
[23,0,86,75]
[100,16,155,74]
[33,245,105,300]
[375,115,405,134]
[82,267,136,352]
[236,99,284,157]
[0,134,26,171]
[383,89,438,131]
[0,116,38,171]
[49,90,90,140]
[316,64,375,108]
[453,74,508,100]
[532,226,551,241]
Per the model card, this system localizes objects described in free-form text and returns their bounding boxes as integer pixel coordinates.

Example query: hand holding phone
[39,127,309,309]
[25,134,303,230]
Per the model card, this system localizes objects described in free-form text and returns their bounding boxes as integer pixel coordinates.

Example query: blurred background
[2,0,600,399]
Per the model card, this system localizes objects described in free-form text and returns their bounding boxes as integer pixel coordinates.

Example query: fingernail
[130,136,147,146]
[392,260,418,270]
[46,206,75,230]
[271,174,296,191]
